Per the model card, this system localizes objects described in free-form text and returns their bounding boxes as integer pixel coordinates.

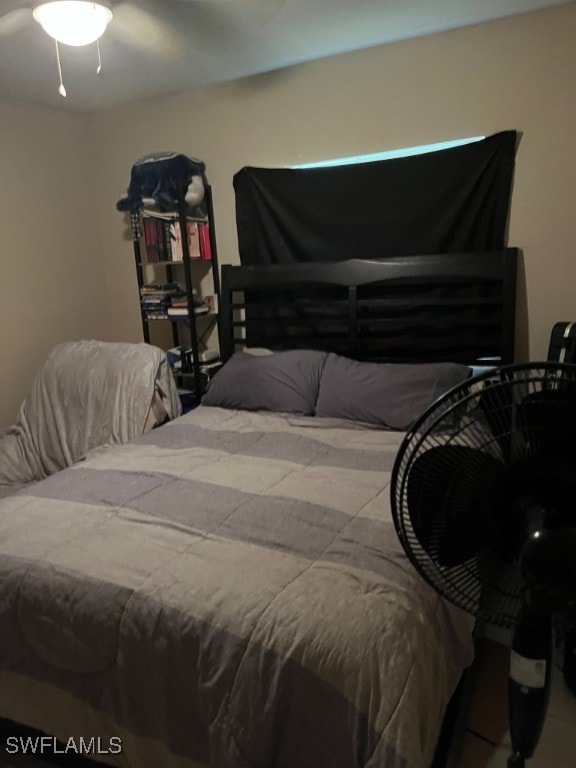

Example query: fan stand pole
[507,601,553,768]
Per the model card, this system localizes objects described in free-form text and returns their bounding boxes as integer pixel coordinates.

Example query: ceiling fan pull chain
[55,40,66,98]
[96,38,103,75]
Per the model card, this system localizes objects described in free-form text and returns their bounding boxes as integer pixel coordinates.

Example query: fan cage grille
[392,362,576,627]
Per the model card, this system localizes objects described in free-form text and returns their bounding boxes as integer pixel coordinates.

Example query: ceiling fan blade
[176,0,285,32]
[0,8,33,38]
[110,2,185,58]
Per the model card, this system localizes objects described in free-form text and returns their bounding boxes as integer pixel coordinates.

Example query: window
[292,136,485,169]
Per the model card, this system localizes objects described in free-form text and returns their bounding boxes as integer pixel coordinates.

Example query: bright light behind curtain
[292,136,485,168]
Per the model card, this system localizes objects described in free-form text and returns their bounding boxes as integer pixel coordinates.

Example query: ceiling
[0,0,569,112]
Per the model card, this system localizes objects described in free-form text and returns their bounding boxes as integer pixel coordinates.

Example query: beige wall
[0,100,112,427]
[2,4,575,426]
[92,4,576,365]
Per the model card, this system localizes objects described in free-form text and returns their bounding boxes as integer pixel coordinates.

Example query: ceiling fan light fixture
[33,1,113,47]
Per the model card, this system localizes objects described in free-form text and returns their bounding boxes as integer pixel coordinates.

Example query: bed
[0,250,517,768]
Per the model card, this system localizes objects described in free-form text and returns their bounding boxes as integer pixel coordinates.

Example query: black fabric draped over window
[233,131,517,265]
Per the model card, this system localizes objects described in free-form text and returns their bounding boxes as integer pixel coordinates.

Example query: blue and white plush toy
[116,152,206,212]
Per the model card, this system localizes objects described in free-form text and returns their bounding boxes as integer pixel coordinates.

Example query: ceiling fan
[0,0,285,96]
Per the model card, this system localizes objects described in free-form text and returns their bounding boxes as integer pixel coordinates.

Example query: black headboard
[219,249,518,367]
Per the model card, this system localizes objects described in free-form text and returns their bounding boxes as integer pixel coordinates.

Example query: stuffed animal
[116,152,206,212]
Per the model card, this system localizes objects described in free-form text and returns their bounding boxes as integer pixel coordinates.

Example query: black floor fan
[391,362,576,767]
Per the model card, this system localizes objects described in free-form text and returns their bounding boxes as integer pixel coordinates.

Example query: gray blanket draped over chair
[0,340,181,497]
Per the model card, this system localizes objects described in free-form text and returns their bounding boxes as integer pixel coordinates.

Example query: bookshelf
[130,183,220,403]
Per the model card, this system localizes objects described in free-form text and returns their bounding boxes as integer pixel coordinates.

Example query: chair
[0,340,181,497]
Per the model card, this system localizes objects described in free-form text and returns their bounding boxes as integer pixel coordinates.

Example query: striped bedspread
[0,406,474,768]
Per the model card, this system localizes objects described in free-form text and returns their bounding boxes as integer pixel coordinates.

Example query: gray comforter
[0,406,474,768]
[0,340,181,497]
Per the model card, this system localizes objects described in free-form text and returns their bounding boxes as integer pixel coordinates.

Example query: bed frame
[219,249,518,367]
[217,251,520,768]
[0,250,518,768]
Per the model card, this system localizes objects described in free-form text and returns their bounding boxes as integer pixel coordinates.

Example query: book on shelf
[167,303,210,318]
[143,312,169,320]
[143,218,202,262]
[171,220,201,261]
[198,222,212,261]
[169,221,182,261]
[140,281,182,292]
[143,218,159,263]
[140,283,186,316]
[140,283,186,299]
[143,217,172,263]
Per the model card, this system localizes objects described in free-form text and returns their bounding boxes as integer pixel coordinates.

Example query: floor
[455,638,576,767]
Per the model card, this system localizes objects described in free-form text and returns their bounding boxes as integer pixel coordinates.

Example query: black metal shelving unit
[130,183,220,402]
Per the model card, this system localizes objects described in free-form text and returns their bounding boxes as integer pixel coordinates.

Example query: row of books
[139,283,216,321]
[143,215,212,263]
[140,282,186,318]
[144,305,210,321]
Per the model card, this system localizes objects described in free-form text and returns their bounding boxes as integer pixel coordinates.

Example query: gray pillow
[202,350,328,415]
[315,354,470,429]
